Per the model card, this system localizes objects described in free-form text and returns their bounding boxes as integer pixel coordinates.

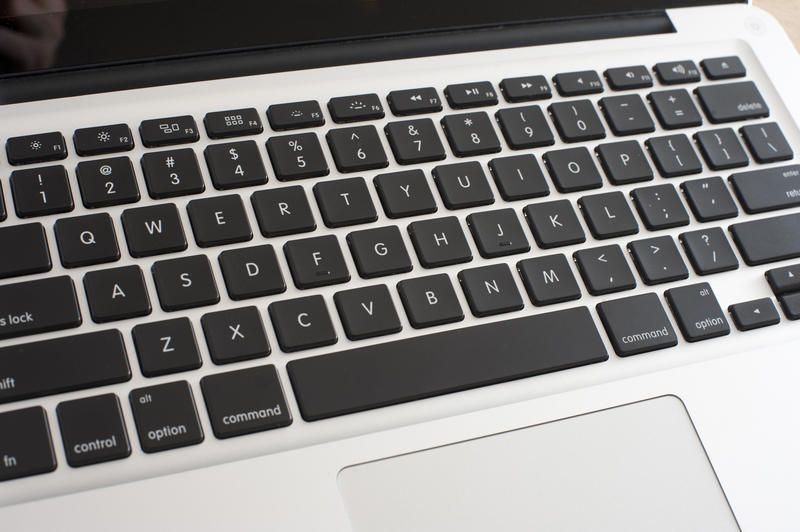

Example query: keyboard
[1,47,798,493]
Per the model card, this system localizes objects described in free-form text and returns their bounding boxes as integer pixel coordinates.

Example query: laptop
[0,0,798,529]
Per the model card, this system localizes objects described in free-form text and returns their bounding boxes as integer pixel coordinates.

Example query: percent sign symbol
[288,139,303,152]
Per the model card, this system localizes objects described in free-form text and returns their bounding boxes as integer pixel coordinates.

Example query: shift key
[0,276,82,340]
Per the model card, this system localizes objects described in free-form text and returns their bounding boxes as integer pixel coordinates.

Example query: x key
[201,306,270,365]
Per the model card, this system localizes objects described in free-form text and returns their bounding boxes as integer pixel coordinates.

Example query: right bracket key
[665,282,730,342]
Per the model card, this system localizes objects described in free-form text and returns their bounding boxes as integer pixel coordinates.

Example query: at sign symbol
[99,165,113,176]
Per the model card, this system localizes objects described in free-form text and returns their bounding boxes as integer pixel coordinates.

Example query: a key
[441,112,501,157]
[73,124,134,156]
[151,255,220,311]
[680,227,739,275]
[56,394,131,467]
[578,191,639,239]
[630,184,690,230]
[765,264,800,295]
[0,407,56,481]
[384,118,446,164]
[204,140,268,189]
[433,161,495,209]
[740,122,793,163]
[695,81,769,123]
[139,116,199,147]
[701,56,746,80]
[218,245,286,300]
[523,199,586,249]
[597,293,678,357]
[251,186,316,236]
[729,164,800,214]
[121,203,187,258]
[466,208,530,258]
[132,318,202,377]
[6,132,67,166]
[646,134,702,178]
[548,100,606,142]
[0,223,51,279]
[728,298,780,331]
[654,60,701,84]
[553,70,603,96]
[76,157,140,208]
[444,81,498,108]
[398,273,464,328]
[54,213,120,268]
[595,141,653,185]
[201,306,270,365]
[488,154,550,201]
[604,66,653,90]
[543,147,603,192]
[266,132,329,180]
[83,265,152,323]
[681,176,739,221]
[268,295,337,352]
[730,212,800,265]
[0,276,82,341]
[334,285,402,340]
[458,264,524,317]
[129,381,204,452]
[665,282,730,341]
[313,177,378,227]
[327,125,389,172]
[10,165,73,217]
[200,365,292,438]
[648,89,703,129]
[387,88,442,116]
[495,105,555,149]
[627,236,689,285]
[408,217,472,268]
[203,108,263,139]
[517,254,582,306]
[694,128,748,170]
[267,101,325,130]
[284,235,350,289]
[779,293,800,320]
[599,94,655,136]
[574,244,637,295]
[141,149,204,199]
[499,75,551,102]
[328,93,384,123]
[186,194,253,247]
[374,169,438,218]
[347,226,413,278]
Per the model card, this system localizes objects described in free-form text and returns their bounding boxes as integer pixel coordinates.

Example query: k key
[141,149,205,198]
[204,140,268,189]
[488,155,550,201]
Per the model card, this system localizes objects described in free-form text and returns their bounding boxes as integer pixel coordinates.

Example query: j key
[701,56,746,80]
[398,273,464,328]
[335,285,402,340]
[599,95,655,136]
[0,407,56,481]
[266,133,329,180]
[74,124,134,156]
[543,147,603,193]
[384,119,446,164]
[132,318,202,377]
[694,128,748,170]
[151,255,220,311]
[328,93,384,123]
[284,235,350,289]
[267,100,325,130]
[488,155,550,201]
[251,186,316,237]
[129,381,204,452]
[203,108,263,139]
[523,199,586,249]
[740,122,793,163]
[76,157,140,208]
[779,292,800,320]
[54,213,120,268]
[578,191,638,239]
[459,264,524,317]
[604,66,653,91]
[374,170,438,218]
[467,208,530,258]
[729,164,800,214]
[595,141,653,185]
[327,125,389,173]
[0,329,130,404]
[665,282,730,342]
[219,245,286,300]
[728,298,780,331]
[495,105,555,149]
[201,306,270,365]
[695,81,769,123]
[314,177,378,227]
[347,226,412,278]
[548,100,606,143]
[408,216,472,268]
[121,203,187,258]
[631,184,690,230]
[654,60,701,84]
[574,244,637,295]
[517,254,582,306]
[141,149,205,199]
[681,176,738,222]
[56,394,131,467]
[201,365,292,439]
[499,75,551,102]
[680,227,739,275]
[6,132,67,166]
[204,140,268,189]
[441,112,501,157]
[444,81,498,109]
[287,307,607,421]
[0,276,81,341]
[387,88,442,116]
[648,89,703,129]
[186,194,253,247]
[553,71,603,96]
[10,165,73,217]
[597,293,678,357]
[730,212,800,265]
[84,265,151,323]
[646,134,702,177]
[766,264,800,295]
[0,223,51,279]
[627,236,689,285]
[268,295,337,352]
[139,116,199,147]
[433,161,494,209]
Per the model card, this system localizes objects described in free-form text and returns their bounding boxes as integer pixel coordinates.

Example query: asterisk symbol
[463,118,473,127]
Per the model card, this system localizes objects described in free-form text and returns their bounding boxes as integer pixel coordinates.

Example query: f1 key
[6,132,67,166]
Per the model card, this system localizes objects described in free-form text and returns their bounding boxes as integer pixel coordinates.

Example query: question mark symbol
[701,234,710,246]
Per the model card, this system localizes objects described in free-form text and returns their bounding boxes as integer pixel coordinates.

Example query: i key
[204,141,268,189]
[10,165,73,217]
[384,119,446,164]
[129,381,204,452]
[327,125,389,173]
[141,149,205,198]
[488,155,550,201]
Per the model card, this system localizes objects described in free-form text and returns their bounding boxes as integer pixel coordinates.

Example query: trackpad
[339,396,738,531]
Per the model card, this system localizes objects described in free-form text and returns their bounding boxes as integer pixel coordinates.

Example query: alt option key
[129,381,204,453]
[665,282,730,342]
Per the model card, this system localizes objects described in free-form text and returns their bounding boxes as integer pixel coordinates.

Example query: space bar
[287,307,608,421]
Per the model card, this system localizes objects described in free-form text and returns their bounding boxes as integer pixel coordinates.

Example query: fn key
[0,407,57,481]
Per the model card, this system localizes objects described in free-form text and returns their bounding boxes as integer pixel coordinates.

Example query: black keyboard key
[600,94,655,136]
[729,164,800,214]
[267,101,325,130]
[544,147,603,192]
[740,122,793,163]
[327,125,389,173]
[696,81,769,123]
[187,194,252,247]
[779,292,800,320]
[266,132,329,181]
[0,329,130,404]
[499,75,551,102]
[488,155,549,201]
[347,226,412,278]
[219,245,286,300]
[574,244,637,295]
[251,186,316,237]
[385,118,446,164]
[517,254,581,306]
[441,112,501,157]
[701,56,746,80]
[129,381,204,452]
[523,199,586,249]
[597,293,678,357]
[730,213,800,265]
[654,60,701,84]
[398,274,463,328]
[76,157,140,208]
[695,128,748,170]
[604,66,653,90]
[0,185,5,221]
[595,141,653,185]
[203,108,263,139]
[288,307,607,421]
[334,285,402,340]
[141,149,204,199]
[681,176,739,222]
[201,306,270,365]
[728,298,780,331]
[444,81,498,108]
[121,203,187,258]
[680,227,739,275]
[578,191,638,239]
[83,265,151,323]
[495,105,555,150]
[631,184,690,230]
[408,216,472,268]
[0,407,56,481]
[648,89,703,129]
[766,264,800,295]
[0,223,51,279]
[665,282,729,342]
[548,100,606,143]
[628,236,689,285]
[459,264,524,317]
[139,116,199,147]
[467,208,530,258]
[204,141,268,190]
[56,393,131,467]
[10,165,73,217]
[132,318,202,377]
[0,276,81,341]
[553,70,603,96]
[6,132,67,166]
[329,93,384,123]
[433,161,494,209]
[284,235,350,289]
[268,295,337,352]
[314,177,378,227]
[374,170,438,218]
[54,213,120,268]
[387,88,442,116]
[646,134,702,177]
[74,124,134,156]
[151,255,220,311]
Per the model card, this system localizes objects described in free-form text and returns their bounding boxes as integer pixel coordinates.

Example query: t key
[327,126,389,173]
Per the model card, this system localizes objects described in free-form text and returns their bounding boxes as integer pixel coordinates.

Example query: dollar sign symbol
[229,148,239,160]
